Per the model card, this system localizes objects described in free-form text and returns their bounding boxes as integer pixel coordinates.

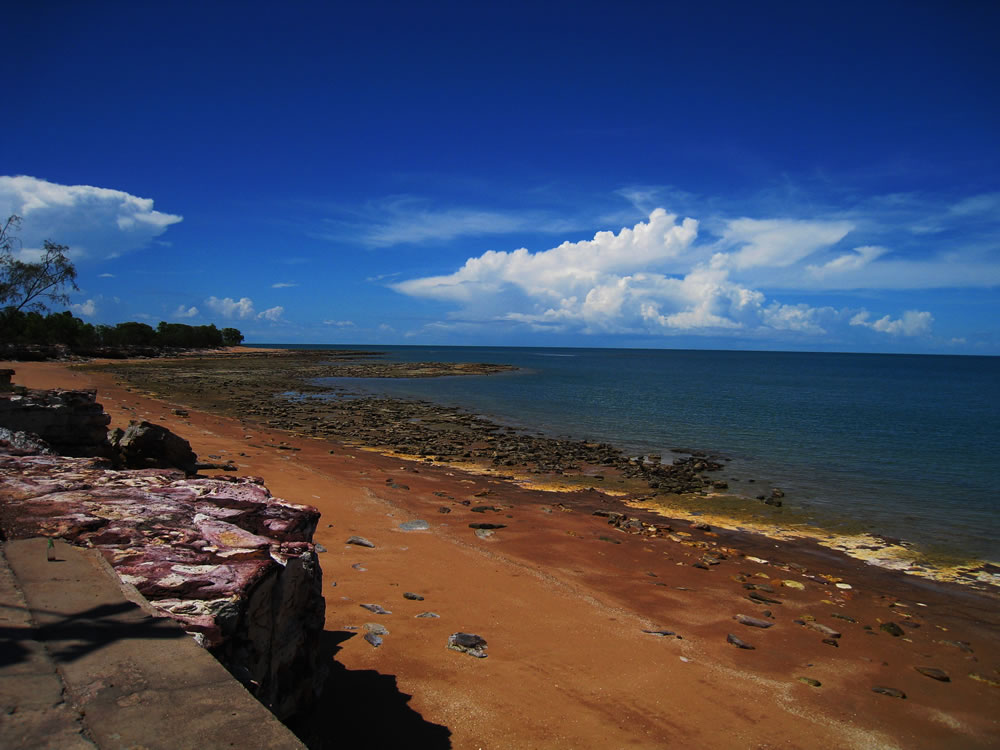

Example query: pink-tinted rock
[0,446,325,720]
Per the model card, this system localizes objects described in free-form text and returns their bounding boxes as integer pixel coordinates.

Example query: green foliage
[0,215,79,312]
[0,308,241,352]
[221,327,244,346]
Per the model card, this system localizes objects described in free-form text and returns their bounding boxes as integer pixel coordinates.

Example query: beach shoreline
[4,355,999,749]
[80,349,999,589]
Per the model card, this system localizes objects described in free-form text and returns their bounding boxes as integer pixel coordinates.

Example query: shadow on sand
[289,630,452,749]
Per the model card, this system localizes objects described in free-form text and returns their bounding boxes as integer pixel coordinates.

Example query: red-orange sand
[6,360,999,749]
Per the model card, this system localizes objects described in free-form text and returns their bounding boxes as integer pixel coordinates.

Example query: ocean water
[272,345,999,563]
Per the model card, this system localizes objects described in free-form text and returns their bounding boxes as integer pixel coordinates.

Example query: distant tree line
[1,214,244,356]
[0,308,244,352]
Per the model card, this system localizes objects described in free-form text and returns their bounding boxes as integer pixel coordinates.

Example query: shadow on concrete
[289,630,452,749]
[0,599,186,665]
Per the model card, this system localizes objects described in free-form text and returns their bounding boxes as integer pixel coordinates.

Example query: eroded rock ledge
[0,384,326,721]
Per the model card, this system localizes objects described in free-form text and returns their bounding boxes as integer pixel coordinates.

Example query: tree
[221,327,244,346]
[0,215,79,312]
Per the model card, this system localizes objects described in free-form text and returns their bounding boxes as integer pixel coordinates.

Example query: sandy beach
[5,356,999,749]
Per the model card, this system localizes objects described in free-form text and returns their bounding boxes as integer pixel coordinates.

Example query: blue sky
[2,1,998,353]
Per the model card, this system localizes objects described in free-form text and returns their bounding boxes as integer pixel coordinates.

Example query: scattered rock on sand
[642,629,679,638]
[399,520,430,531]
[914,667,950,682]
[727,633,755,649]
[361,603,391,614]
[469,522,506,530]
[872,686,906,699]
[830,613,857,623]
[448,632,488,658]
[797,677,821,687]
[734,614,773,629]
[404,592,425,600]
[416,612,440,618]
[803,621,841,638]
[880,622,905,637]
[347,535,375,547]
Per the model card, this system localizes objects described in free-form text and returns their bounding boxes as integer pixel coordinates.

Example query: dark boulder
[110,419,198,474]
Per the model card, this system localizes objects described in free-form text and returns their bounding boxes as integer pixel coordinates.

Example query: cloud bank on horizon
[391,203,996,342]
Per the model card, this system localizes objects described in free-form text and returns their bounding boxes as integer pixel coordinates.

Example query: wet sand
[5,358,999,749]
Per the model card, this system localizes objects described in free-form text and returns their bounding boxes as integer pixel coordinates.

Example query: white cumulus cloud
[0,175,182,259]
[394,210,840,336]
[71,299,96,316]
[206,296,256,319]
[257,306,284,322]
[174,305,199,319]
[205,296,284,322]
[850,309,933,336]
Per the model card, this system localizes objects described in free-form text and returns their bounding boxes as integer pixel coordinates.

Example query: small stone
[315,544,327,553]
[880,622,905,637]
[804,622,841,638]
[781,580,805,590]
[438,507,452,514]
[797,677,821,687]
[474,529,495,539]
[360,603,391,614]
[448,632,488,658]
[835,582,852,590]
[748,592,782,605]
[641,629,677,637]
[415,612,440,618]
[830,613,857,623]
[872,686,906,699]
[363,622,389,635]
[364,632,383,648]
[726,633,755,649]
[388,483,410,490]
[351,563,367,571]
[821,638,839,647]
[733,614,773,629]
[347,535,375,548]
[399,520,430,531]
[469,522,506,530]
[914,667,950,682]
[403,592,425,601]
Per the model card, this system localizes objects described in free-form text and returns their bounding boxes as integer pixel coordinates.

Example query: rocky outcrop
[0,387,111,457]
[0,438,326,721]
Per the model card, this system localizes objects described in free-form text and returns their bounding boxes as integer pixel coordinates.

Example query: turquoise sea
[264,345,1000,564]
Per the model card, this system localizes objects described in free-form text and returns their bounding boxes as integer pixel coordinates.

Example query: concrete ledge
[1,539,305,750]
